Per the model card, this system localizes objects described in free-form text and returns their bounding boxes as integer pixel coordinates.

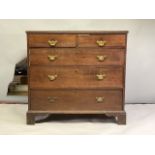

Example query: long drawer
[29,48,125,66]
[29,66,123,89]
[30,90,123,111]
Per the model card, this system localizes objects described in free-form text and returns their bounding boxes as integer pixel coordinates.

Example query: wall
[0,19,155,103]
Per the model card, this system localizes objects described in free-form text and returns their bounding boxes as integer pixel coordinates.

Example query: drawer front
[29,48,125,66]
[78,34,126,48]
[28,34,76,47]
[30,90,122,111]
[30,66,123,89]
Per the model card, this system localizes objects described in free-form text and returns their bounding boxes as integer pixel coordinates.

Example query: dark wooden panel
[78,34,126,48]
[28,34,76,47]
[29,66,123,89]
[30,90,122,111]
[29,48,125,66]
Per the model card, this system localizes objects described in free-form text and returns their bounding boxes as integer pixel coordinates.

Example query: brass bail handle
[48,40,58,47]
[48,74,58,81]
[96,97,104,103]
[96,40,107,47]
[96,74,106,80]
[96,55,107,62]
[47,97,57,103]
[48,55,58,61]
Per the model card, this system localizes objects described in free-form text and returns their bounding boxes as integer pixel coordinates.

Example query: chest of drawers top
[27,31,128,48]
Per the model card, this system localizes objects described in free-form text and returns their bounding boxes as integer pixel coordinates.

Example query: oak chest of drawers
[26,31,128,125]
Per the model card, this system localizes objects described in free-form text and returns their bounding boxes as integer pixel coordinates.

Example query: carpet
[0,104,155,134]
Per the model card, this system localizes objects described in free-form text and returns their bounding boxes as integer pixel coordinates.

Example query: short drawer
[29,48,125,66]
[30,90,122,111]
[78,34,126,48]
[28,34,76,47]
[29,66,123,89]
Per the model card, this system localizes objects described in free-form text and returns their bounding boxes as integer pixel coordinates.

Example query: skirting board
[0,101,27,104]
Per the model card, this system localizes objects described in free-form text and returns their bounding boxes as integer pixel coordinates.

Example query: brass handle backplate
[96,55,107,62]
[96,74,106,80]
[96,40,107,47]
[48,97,57,103]
[48,75,58,81]
[48,55,58,61]
[48,40,58,47]
[96,97,104,103]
